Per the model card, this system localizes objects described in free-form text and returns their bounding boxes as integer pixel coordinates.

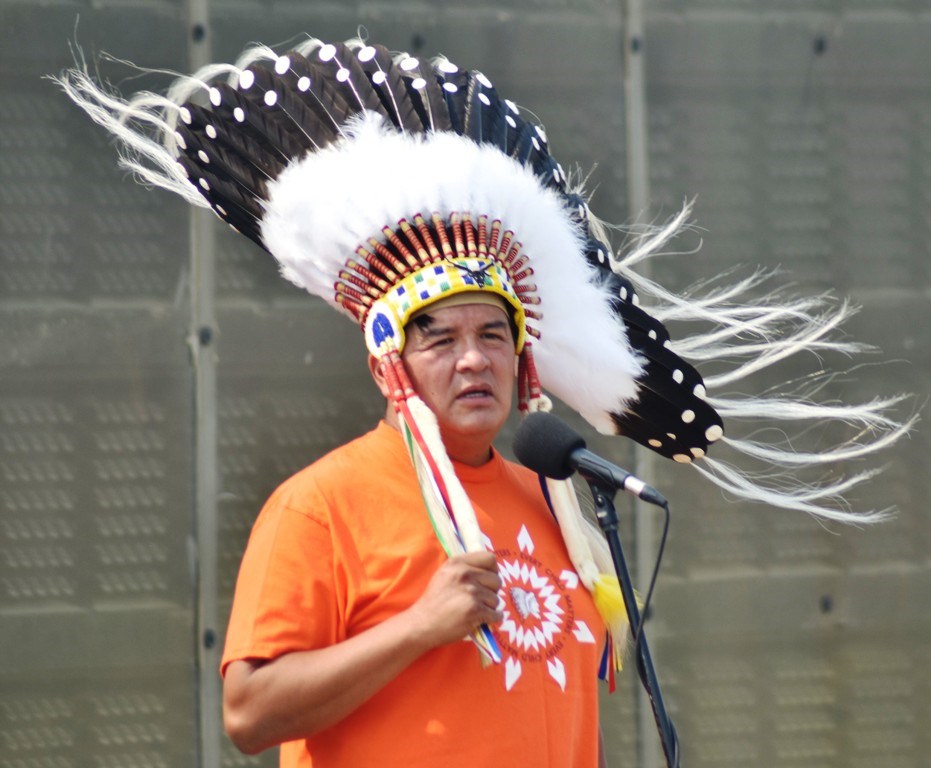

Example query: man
[221,298,607,765]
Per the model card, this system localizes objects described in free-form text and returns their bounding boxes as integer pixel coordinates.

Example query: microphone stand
[585,478,680,768]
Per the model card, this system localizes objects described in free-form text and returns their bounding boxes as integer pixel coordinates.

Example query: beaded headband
[363,252,528,357]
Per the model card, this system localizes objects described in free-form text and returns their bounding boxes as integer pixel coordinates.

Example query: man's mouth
[458,387,492,400]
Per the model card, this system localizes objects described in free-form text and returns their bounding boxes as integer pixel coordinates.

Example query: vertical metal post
[620,2,660,767]
[622,0,651,220]
[185,1,221,766]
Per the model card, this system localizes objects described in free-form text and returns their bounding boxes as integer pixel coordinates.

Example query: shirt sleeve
[220,477,342,676]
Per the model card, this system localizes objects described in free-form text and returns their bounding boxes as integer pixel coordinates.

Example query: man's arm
[223,551,502,754]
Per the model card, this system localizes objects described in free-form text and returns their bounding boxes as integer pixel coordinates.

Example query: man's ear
[368,354,392,399]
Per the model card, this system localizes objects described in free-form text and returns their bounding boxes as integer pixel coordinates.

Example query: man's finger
[458,550,498,569]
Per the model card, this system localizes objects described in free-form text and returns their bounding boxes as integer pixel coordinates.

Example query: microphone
[513,411,668,507]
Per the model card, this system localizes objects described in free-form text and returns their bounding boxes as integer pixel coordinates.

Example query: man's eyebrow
[416,318,510,338]
[480,319,510,332]
[416,322,452,338]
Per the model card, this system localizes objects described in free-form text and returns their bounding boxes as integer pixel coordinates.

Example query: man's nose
[456,341,490,371]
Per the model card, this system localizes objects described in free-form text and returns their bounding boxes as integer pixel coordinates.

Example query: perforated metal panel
[643,7,931,768]
[1,6,196,768]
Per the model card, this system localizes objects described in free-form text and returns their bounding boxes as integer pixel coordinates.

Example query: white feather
[602,201,915,523]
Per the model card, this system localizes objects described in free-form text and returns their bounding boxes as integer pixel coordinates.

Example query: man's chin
[439,414,507,444]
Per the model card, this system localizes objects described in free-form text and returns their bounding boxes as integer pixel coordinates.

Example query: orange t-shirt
[222,421,604,767]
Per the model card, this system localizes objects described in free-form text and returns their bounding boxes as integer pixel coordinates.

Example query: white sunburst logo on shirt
[493,524,596,691]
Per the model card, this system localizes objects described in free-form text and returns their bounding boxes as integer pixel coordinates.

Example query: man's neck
[382,406,494,467]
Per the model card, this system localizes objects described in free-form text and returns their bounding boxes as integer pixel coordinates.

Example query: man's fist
[405,551,503,650]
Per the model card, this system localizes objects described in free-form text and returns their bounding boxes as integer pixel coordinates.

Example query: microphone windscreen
[512,411,587,479]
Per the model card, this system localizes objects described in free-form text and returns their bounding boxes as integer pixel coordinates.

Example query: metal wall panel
[1,5,197,768]
[644,7,930,768]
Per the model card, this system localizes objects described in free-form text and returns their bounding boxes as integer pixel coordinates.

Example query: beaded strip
[334,212,542,341]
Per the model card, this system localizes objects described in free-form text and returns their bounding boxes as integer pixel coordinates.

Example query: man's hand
[405,551,503,650]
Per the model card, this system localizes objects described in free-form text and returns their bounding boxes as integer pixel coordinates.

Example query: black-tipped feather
[585,266,723,457]
[200,86,291,180]
[432,65,470,135]
[355,44,424,132]
[179,105,274,197]
[283,53,357,141]
[395,56,452,133]
[610,389,719,461]
[472,77,508,149]
[175,154,265,248]
[237,65,315,158]
[416,69,453,132]
[310,42,385,116]
[462,75,484,143]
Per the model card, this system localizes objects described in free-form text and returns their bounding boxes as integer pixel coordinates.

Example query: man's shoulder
[256,423,404,524]
[281,422,403,491]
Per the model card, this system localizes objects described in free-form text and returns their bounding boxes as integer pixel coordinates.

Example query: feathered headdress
[56,36,913,673]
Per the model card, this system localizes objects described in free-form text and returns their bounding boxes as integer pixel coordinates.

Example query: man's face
[400,302,516,466]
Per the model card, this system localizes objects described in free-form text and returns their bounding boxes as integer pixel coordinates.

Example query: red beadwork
[476,215,489,257]
[355,245,400,284]
[379,355,404,403]
[413,214,442,262]
[512,268,534,283]
[335,281,372,307]
[523,343,542,401]
[367,239,408,278]
[398,219,431,265]
[462,213,477,257]
[517,350,529,414]
[335,294,364,321]
[392,353,416,398]
[498,230,514,260]
[504,241,523,268]
[383,226,419,270]
[432,212,455,259]
[340,212,544,339]
[339,269,382,298]
[488,219,502,254]
[449,212,465,258]
[346,259,391,293]
[488,219,501,258]
[514,287,540,302]
[509,255,528,274]
[381,350,415,403]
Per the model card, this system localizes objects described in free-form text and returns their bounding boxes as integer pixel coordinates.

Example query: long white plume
[602,200,915,524]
